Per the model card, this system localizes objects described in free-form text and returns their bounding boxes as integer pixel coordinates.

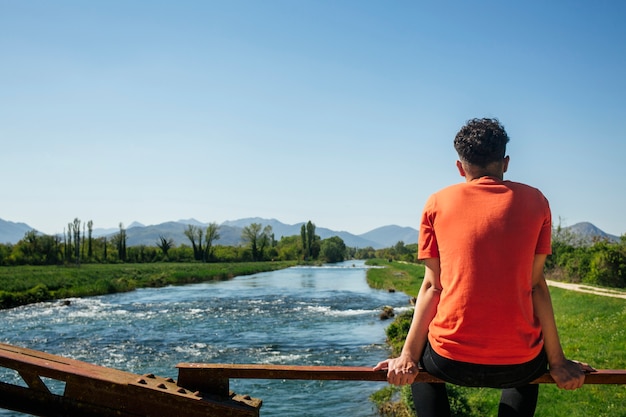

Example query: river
[0,261,411,416]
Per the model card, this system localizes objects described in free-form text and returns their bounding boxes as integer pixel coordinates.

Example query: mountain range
[0,217,621,249]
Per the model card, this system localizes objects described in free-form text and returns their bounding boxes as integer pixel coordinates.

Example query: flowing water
[0,261,411,416]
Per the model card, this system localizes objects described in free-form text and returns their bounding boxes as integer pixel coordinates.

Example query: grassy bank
[0,261,297,309]
[365,260,626,417]
[365,259,424,297]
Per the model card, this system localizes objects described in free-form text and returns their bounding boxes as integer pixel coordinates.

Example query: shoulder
[431,183,466,198]
[424,183,464,207]
[505,181,550,209]
[506,180,547,195]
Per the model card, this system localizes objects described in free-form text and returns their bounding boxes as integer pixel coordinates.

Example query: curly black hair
[453,118,510,167]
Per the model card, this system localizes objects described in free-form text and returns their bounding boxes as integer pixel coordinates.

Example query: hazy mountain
[1,217,621,248]
[220,218,382,248]
[359,225,418,248]
[120,220,245,247]
[119,218,386,248]
[177,218,207,227]
[92,227,119,237]
[316,227,381,248]
[125,221,188,247]
[221,218,303,238]
[0,219,35,244]
[560,222,620,244]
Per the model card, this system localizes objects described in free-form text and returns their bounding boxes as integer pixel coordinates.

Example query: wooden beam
[176,363,626,396]
[0,343,261,417]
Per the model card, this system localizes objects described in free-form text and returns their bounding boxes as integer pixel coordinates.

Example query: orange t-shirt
[418,177,552,365]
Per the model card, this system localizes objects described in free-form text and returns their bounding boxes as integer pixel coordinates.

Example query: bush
[585,242,626,287]
[548,235,626,288]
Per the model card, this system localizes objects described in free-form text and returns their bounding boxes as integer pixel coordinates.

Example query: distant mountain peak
[221,217,282,227]
[0,218,36,244]
[2,216,620,248]
[559,222,619,243]
[176,218,207,226]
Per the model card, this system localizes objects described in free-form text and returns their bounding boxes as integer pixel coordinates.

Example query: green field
[366,260,626,417]
[0,261,296,309]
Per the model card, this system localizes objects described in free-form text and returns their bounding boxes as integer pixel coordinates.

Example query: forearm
[532,279,566,366]
[373,259,442,385]
[400,262,441,362]
[530,254,588,389]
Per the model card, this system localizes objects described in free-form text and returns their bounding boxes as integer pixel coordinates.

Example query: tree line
[4,218,622,288]
[546,225,626,288]
[0,218,355,266]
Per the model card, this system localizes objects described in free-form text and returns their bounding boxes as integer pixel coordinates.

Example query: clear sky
[1,0,625,237]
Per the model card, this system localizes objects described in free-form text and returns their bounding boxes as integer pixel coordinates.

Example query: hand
[549,359,595,390]
[373,355,419,386]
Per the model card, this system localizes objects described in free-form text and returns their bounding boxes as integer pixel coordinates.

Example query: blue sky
[1,0,625,237]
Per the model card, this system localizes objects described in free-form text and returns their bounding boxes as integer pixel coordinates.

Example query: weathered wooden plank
[0,343,261,417]
[532,369,626,385]
[176,363,626,395]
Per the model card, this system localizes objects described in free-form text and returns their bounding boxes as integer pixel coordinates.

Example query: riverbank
[0,260,403,417]
[0,261,297,309]
[364,259,424,297]
[364,260,626,417]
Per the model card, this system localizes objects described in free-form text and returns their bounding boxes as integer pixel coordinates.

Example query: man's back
[418,176,552,364]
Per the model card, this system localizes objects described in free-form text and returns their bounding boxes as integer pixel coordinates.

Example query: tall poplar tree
[87,220,93,259]
[300,224,308,260]
[72,218,81,265]
[306,221,316,259]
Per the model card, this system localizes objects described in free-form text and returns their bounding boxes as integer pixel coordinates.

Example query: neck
[459,160,506,182]
[465,172,504,182]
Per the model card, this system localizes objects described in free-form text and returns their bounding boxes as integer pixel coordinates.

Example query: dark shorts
[420,343,548,389]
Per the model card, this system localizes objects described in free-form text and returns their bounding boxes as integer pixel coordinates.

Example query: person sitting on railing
[374,118,594,417]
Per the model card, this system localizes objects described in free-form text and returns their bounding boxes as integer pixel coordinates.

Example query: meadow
[0,261,296,309]
[366,260,626,417]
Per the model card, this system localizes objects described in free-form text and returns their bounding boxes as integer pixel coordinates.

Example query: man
[374,118,592,417]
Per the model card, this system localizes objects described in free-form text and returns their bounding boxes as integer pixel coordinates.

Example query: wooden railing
[2,342,624,417]
[176,363,626,397]
[0,343,261,417]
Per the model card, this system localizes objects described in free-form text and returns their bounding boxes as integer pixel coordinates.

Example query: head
[454,118,510,180]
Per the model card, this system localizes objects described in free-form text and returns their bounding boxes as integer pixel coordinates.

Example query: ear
[456,160,466,177]
[503,155,510,173]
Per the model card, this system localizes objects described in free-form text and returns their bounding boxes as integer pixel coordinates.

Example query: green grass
[0,261,297,309]
[365,259,424,297]
[366,260,626,417]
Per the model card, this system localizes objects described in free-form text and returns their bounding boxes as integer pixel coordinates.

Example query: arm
[532,254,592,389]
[373,258,442,385]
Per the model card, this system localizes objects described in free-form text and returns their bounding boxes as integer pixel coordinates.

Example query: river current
[0,261,411,416]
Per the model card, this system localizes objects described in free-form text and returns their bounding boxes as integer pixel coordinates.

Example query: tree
[65,223,72,262]
[64,226,70,262]
[0,242,12,265]
[156,235,175,258]
[355,246,376,259]
[301,224,307,259]
[184,225,205,261]
[306,221,316,258]
[277,235,301,260]
[71,218,81,265]
[587,240,626,287]
[320,236,347,263]
[203,222,221,262]
[9,231,61,265]
[114,222,127,261]
[300,220,320,261]
[242,223,273,261]
[87,220,94,259]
